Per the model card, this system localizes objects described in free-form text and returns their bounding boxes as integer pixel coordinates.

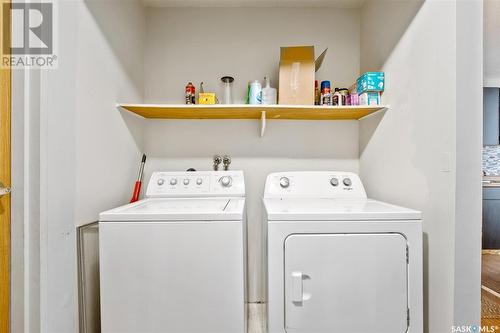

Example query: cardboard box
[278,46,327,105]
[356,72,385,94]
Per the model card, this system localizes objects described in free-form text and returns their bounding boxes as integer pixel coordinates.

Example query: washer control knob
[220,176,232,187]
[183,178,190,185]
[343,178,352,187]
[157,178,165,186]
[196,178,203,185]
[169,178,177,186]
[330,178,339,187]
[280,177,290,188]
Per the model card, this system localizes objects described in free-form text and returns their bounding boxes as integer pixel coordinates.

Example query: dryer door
[284,233,408,333]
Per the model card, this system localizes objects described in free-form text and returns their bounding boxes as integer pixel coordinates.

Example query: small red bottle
[185,82,195,104]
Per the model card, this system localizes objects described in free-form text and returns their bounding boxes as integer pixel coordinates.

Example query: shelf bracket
[260,111,266,137]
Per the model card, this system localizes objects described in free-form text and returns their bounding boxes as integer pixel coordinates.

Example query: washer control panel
[146,171,245,198]
[264,171,367,199]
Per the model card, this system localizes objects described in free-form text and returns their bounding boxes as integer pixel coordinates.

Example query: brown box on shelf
[278,46,327,105]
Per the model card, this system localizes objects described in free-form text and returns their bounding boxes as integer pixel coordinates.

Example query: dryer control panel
[146,171,245,198]
[264,171,367,199]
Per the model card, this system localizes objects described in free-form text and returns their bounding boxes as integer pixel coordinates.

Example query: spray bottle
[261,76,277,105]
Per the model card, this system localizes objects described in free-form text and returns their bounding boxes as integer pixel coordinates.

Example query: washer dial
[220,176,232,187]
[280,177,290,188]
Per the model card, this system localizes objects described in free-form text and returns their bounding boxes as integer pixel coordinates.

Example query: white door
[284,233,408,333]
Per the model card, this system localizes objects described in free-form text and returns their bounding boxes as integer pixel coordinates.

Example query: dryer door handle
[291,271,303,303]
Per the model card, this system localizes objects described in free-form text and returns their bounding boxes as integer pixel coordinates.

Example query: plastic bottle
[333,88,341,106]
[261,77,277,105]
[185,82,195,104]
[249,80,262,105]
[220,76,234,104]
[320,81,332,106]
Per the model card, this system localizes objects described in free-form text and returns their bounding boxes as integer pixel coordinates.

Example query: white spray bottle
[261,76,277,105]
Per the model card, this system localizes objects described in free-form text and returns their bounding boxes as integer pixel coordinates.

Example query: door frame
[0,0,11,331]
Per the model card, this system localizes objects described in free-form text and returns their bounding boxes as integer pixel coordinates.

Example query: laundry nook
[0,0,486,333]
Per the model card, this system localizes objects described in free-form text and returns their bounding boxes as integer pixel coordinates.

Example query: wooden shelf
[118,104,387,120]
[118,103,388,137]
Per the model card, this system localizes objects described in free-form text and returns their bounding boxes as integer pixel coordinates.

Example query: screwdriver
[130,154,146,203]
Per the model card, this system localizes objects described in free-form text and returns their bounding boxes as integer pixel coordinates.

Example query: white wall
[11,64,26,333]
[360,1,455,332]
[37,1,145,331]
[454,0,482,327]
[484,0,500,87]
[144,7,360,103]
[360,0,482,331]
[11,66,43,333]
[74,1,145,223]
[11,64,44,333]
[142,7,361,302]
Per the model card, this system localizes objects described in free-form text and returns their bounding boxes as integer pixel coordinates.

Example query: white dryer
[99,171,246,333]
[264,171,423,333]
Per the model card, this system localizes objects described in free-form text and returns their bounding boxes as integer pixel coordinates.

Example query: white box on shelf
[359,92,381,106]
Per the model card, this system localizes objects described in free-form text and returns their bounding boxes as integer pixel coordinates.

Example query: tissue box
[357,72,385,94]
[359,92,381,106]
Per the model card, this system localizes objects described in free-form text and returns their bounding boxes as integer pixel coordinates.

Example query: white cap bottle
[261,77,277,105]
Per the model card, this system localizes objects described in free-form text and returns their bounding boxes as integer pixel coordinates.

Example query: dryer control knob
[183,178,190,185]
[157,178,165,186]
[169,178,178,186]
[280,177,290,188]
[330,178,339,187]
[196,178,203,185]
[220,176,232,187]
[343,178,352,187]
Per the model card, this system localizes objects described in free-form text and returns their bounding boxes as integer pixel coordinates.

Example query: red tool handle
[130,181,142,203]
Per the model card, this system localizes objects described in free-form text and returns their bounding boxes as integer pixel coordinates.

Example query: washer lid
[264,198,421,221]
[99,198,245,222]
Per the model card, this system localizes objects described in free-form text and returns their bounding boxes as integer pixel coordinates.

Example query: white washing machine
[99,171,246,333]
[265,171,423,333]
